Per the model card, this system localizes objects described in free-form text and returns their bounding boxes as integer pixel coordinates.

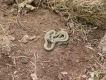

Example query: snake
[44,30,69,51]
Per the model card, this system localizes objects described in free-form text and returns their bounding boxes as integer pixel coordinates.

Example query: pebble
[22,59,29,64]
[61,71,68,75]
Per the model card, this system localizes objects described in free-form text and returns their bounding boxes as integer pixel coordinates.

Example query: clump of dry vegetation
[2,0,106,28]
[3,0,106,28]
[42,0,106,28]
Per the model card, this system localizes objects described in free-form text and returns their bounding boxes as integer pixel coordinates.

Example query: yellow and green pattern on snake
[44,30,69,51]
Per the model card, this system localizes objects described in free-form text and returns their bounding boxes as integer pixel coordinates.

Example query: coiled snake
[44,30,69,51]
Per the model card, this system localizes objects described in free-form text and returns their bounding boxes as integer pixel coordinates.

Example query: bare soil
[0,1,106,80]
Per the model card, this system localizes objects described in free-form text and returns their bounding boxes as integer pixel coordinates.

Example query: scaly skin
[44,30,69,51]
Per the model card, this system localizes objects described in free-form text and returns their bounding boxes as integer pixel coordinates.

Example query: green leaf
[94,71,99,77]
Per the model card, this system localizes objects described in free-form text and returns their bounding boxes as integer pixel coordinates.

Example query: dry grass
[0,24,11,52]
[41,0,106,28]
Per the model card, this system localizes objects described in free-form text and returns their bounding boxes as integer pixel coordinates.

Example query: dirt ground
[0,1,106,80]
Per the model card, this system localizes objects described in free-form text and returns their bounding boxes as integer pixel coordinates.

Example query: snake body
[44,30,69,51]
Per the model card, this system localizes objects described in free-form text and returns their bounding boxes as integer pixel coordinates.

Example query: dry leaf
[98,33,106,54]
[82,75,86,78]
[28,36,36,41]
[31,73,37,80]
[18,34,29,43]
[18,0,35,10]
[87,72,94,80]
[35,36,40,41]
[18,35,39,43]
[18,2,26,8]
[26,4,35,10]
[7,35,15,41]
[2,36,11,51]
[90,72,94,79]
[67,22,74,29]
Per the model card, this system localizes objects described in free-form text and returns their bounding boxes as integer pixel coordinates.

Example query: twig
[15,0,28,30]
[13,57,16,65]
[94,56,105,69]
[37,0,42,9]
[11,74,15,80]
[30,61,36,68]
[0,24,5,32]
[32,53,37,70]
[30,53,38,80]
[30,53,37,72]
[9,55,28,58]
[0,8,5,12]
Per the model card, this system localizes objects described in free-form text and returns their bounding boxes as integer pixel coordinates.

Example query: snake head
[47,38,54,43]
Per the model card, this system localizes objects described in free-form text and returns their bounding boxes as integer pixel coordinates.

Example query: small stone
[61,71,68,75]
[22,59,29,64]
